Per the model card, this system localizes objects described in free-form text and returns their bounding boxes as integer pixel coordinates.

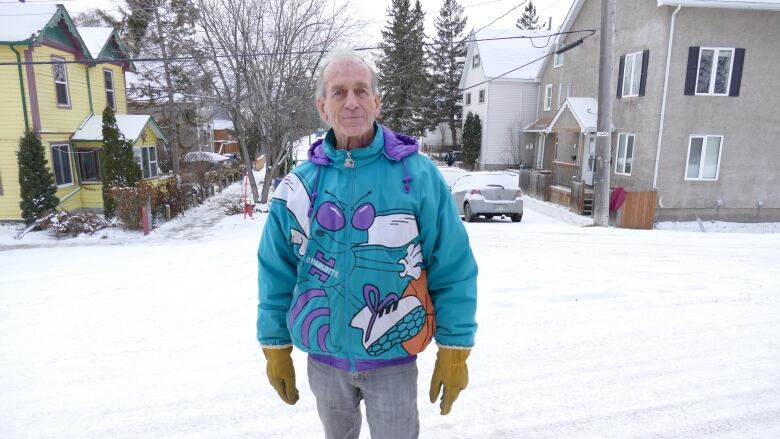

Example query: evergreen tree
[462,112,481,170]
[427,0,467,149]
[516,0,541,30]
[101,106,142,218]
[16,131,59,223]
[377,0,430,136]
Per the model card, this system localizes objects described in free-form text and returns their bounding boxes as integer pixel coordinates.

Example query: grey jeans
[307,357,419,439]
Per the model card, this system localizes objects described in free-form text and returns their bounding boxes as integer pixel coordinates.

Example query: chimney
[548,17,552,30]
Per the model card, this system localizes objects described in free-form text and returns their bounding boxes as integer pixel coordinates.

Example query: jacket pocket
[287,287,335,354]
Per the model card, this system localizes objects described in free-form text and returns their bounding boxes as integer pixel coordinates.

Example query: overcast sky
[63,0,575,46]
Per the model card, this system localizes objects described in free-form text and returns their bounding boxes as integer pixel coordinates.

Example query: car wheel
[510,213,523,223]
[464,203,475,222]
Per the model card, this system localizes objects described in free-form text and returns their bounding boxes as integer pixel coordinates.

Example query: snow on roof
[0,3,57,42]
[212,119,234,131]
[72,114,163,142]
[549,97,615,133]
[472,28,555,80]
[657,0,780,10]
[76,27,114,58]
[181,151,229,162]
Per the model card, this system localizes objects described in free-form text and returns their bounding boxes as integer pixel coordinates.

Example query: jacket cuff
[436,343,472,350]
[260,343,293,349]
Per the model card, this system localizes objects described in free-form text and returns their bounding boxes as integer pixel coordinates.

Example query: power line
[0,31,594,66]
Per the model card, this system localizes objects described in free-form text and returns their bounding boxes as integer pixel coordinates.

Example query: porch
[519,161,593,216]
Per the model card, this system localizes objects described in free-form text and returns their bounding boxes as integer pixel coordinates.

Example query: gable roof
[72,114,167,143]
[549,97,605,133]
[0,3,91,59]
[657,0,780,10]
[77,26,135,72]
[468,28,555,82]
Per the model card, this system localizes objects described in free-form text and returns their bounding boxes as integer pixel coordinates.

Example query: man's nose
[344,91,359,109]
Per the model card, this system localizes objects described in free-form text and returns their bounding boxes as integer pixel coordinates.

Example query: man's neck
[335,127,375,150]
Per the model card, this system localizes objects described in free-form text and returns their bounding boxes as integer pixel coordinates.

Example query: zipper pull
[344,150,355,168]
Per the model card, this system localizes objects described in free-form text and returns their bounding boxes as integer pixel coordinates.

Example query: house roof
[523,117,554,132]
[72,114,167,143]
[213,119,234,131]
[0,3,57,42]
[657,0,780,10]
[76,27,114,58]
[470,28,555,81]
[549,97,609,133]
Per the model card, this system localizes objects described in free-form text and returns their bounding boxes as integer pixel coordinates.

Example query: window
[621,51,644,97]
[557,83,564,109]
[696,48,734,95]
[554,44,564,68]
[77,149,101,182]
[478,89,485,104]
[104,69,115,110]
[135,146,159,179]
[52,57,70,107]
[465,92,471,105]
[50,144,73,186]
[615,133,635,175]
[543,84,552,111]
[472,54,480,68]
[686,135,722,180]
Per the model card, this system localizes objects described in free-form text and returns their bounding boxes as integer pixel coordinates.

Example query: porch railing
[551,161,580,189]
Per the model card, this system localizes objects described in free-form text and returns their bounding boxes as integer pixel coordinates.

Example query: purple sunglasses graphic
[316,201,376,232]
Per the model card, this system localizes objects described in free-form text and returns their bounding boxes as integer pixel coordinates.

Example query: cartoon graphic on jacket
[258,123,478,371]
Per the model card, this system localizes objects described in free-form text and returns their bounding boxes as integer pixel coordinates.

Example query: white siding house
[459,28,551,170]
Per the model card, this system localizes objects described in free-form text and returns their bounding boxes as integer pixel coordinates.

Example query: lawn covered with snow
[1,185,779,438]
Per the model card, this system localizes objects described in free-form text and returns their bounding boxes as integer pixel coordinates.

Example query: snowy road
[1,191,779,438]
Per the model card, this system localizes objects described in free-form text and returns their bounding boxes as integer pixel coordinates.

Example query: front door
[582,135,596,185]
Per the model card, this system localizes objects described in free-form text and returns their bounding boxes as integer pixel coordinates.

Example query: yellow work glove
[429,347,471,415]
[262,346,299,405]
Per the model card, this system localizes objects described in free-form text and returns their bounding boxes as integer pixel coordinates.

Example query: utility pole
[153,4,180,177]
[594,0,615,226]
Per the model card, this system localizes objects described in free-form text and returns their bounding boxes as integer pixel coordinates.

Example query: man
[257,48,478,439]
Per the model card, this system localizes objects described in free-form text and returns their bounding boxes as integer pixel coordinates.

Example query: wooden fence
[519,169,551,201]
[618,191,657,229]
[551,161,579,189]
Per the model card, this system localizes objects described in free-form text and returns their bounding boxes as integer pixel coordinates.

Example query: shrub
[17,130,59,223]
[34,210,108,237]
[110,178,187,230]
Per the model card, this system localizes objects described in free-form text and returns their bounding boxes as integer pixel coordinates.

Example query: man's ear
[374,95,381,118]
[316,97,328,122]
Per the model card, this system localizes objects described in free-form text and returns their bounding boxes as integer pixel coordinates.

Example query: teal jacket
[257,124,478,370]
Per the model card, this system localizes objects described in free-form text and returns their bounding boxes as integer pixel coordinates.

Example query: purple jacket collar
[307,124,418,166]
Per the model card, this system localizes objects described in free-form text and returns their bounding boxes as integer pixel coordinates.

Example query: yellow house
[0,3,166,221]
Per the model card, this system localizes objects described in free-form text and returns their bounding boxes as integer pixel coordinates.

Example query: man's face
[317,59,381,143]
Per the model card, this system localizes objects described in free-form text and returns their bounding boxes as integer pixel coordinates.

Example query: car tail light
[516,190,523,198]
[470,189,481,195]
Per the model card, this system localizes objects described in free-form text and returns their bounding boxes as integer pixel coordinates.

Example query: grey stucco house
[522,0,780,223]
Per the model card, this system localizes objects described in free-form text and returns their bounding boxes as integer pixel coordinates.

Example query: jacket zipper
[345,152,356,371]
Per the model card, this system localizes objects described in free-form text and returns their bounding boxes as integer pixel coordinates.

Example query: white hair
[316,48,378,99]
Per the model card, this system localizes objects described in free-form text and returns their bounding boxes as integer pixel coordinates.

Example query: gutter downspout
[85,64,94,113]
[10,43,30,132]
[653,4,682,189]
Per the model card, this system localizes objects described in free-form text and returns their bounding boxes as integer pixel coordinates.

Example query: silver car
[450,172,523,222]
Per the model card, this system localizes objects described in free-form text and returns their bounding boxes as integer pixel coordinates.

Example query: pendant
[344,151,355,168]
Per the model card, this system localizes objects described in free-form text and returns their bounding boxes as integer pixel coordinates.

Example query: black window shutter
[729,48,746,97]
[639,49,650,96]
[616,55,625,98]
[684,46,700,95]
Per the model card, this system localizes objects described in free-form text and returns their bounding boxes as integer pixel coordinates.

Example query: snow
[181,151,230,163]
[72,114,158,143]
[76,27,113,58]
[2,179,780,438]
[0,4,57,42]
[213,119,235,131]
[473,28,554,80]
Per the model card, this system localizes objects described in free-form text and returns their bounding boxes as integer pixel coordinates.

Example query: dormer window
[472,54,480,68]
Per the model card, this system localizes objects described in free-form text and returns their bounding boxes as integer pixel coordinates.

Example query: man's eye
[333,90,344,97]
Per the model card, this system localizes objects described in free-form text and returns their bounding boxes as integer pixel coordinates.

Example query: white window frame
[685,135,723,181]
[478,89,485,104]
[621,51,643,97]
[134,146,159,179]
[614,133,635,176]
[52,56,71,107]
[104,69,116,110]
[554,43,564,68]
[465,92,471,105]
[472,54,480,68]
[543,84,552,111]
[557,83,564,109]
[695,47,735,96]
[50,143,73,187]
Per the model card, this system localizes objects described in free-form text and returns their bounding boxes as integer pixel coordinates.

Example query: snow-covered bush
[34,210,107,237]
